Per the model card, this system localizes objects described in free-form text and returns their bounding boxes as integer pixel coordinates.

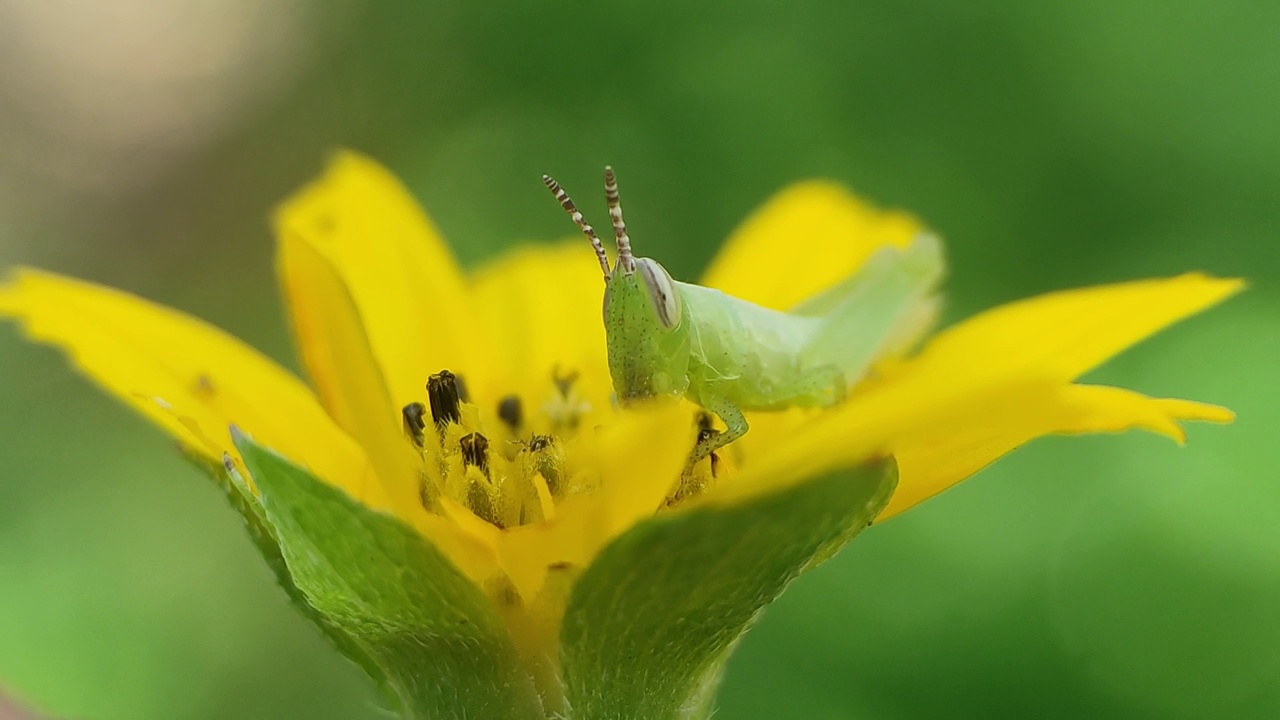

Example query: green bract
[221,431,894,720]
[232,432,544,719]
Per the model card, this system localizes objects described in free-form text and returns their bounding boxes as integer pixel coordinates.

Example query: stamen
[402,402,427,448]
[418,469,437,510]
[427,370,462,428]
[468,481,502,529]
[553,367,579,398]
[523,434,563,495]
[497,395,523,431]
[545,367,589,432]
[459,432,491,477]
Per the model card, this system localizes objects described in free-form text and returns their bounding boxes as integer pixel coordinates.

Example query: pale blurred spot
[0,689,44,719]
[0,0,316,201]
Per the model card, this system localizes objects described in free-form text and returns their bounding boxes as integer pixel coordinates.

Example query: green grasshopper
[542,167,944,470]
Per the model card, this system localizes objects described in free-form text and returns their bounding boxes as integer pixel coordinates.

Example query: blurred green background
[0,1,1276,718]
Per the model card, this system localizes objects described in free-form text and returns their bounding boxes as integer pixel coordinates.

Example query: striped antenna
[603,166,635,273]
[543,174,610,277]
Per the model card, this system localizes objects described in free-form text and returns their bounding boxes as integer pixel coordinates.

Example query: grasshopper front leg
[667,395,748,507]
[687,394,748,470]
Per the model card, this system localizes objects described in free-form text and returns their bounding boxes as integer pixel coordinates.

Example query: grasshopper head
[543,168,690,402]
[603,257,691,402]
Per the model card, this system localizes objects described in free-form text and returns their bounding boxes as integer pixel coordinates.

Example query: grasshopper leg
[688,395,748,468]
[666,396,748,507]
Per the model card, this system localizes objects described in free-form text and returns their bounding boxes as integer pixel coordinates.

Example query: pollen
[401,367,713,529]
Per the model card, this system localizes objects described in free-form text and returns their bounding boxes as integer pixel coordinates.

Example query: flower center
[401,368,726,529]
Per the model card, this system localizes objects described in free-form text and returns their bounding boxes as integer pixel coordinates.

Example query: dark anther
[427,370,463,427]
[528,434,554,452]
[453,373,471,403]
[497,395,523,431]
[402,402,427,448]
[460,432,491,477]
[552,367,579,398]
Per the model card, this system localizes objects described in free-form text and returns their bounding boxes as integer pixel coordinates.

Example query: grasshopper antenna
[543,174,611,277]
[603,166,635,274]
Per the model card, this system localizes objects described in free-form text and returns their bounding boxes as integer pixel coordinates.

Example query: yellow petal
[726,372,1231,516]
[585,400,694,541]
[0,269,378,502]
[699,181,923,310]
[907,273,1245,384]
[274,151,493,411]
[469,241,613,411]
[879,384,1234,519]
[723,274,1240,508]
[417,500,504,586]
[276,235,422,517]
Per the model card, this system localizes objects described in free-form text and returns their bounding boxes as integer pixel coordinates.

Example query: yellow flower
[0,153,1238,704]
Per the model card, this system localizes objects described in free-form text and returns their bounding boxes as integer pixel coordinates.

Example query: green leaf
[560,457,898,720]
[232,432,544,720]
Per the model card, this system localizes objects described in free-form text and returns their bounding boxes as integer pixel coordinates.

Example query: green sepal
[183,447,397,707]
[560,457,898,720]
[231,432,544,720]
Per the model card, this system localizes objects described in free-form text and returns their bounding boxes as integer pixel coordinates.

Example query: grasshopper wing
[797,234,945,384]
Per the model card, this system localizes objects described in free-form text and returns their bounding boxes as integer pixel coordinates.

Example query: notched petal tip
[1150,398,1236,446]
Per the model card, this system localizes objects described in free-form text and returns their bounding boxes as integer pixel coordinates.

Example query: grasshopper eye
[636,258,682,330]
